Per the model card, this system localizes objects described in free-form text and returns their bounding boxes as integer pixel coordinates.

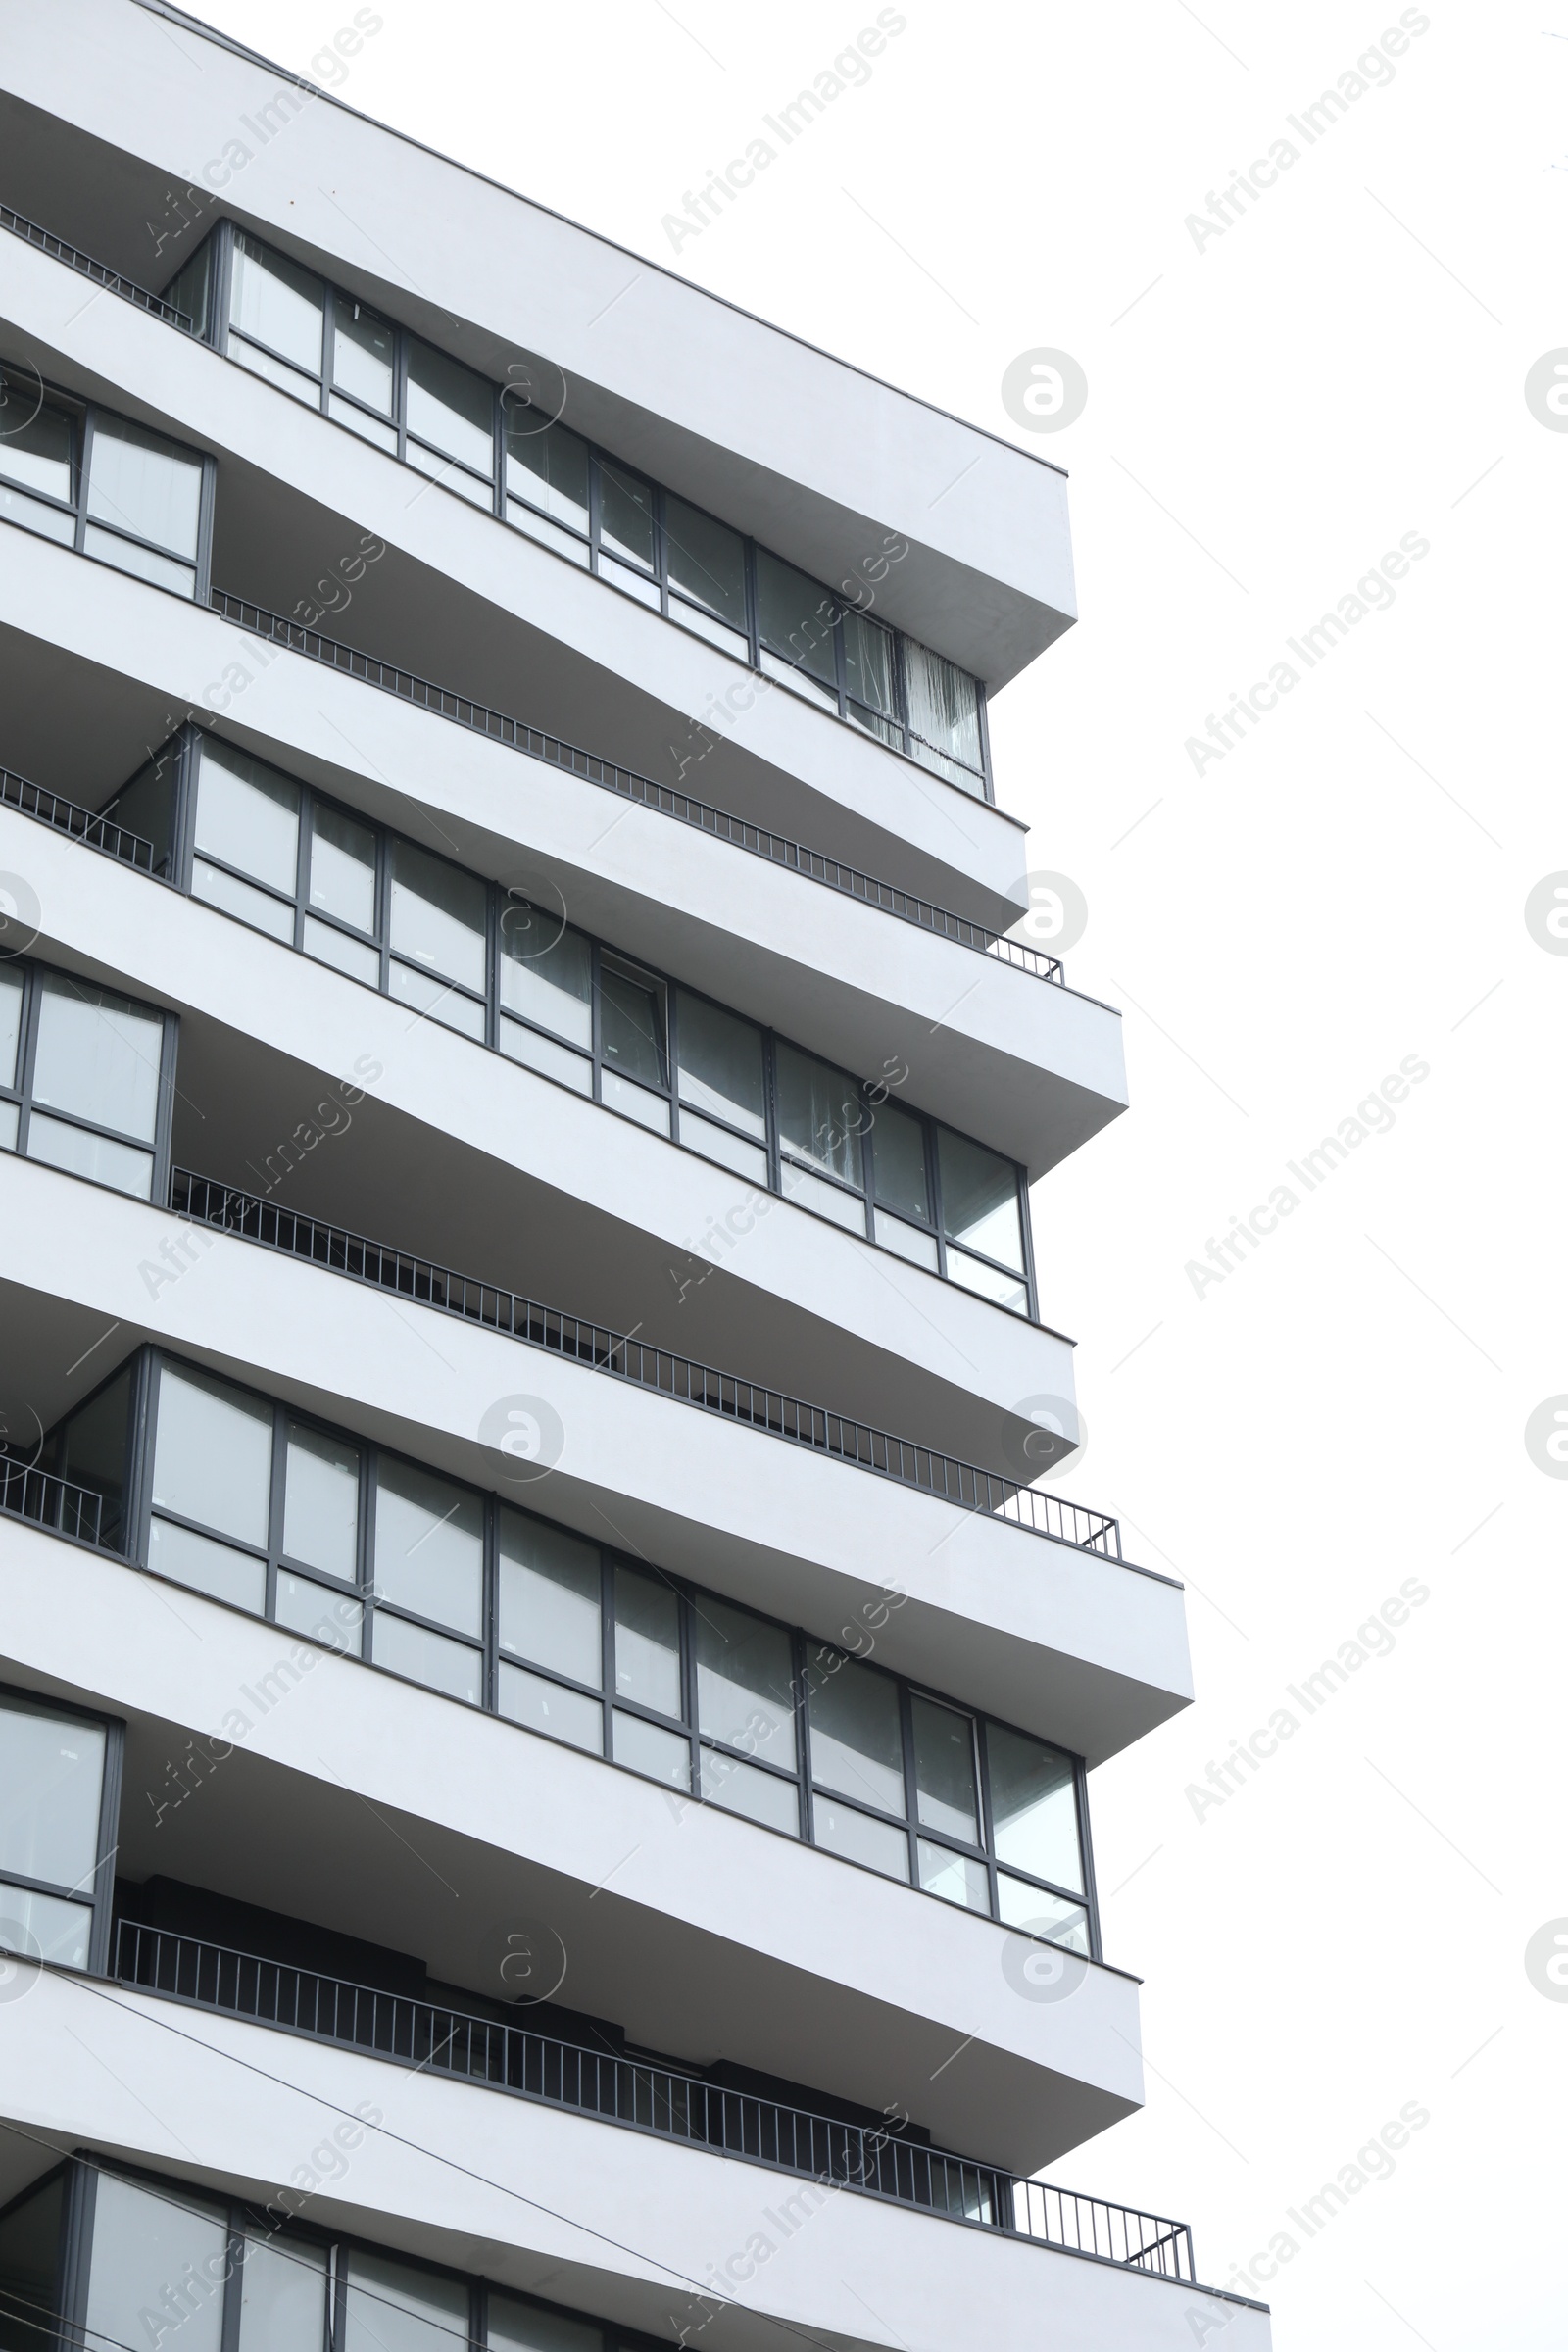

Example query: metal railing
[205,590,1065,986]
[0,1453,104,1545]
[172,1167,1129,1563]
[0,762,156,871]
[0,203,193,329]
[114,1920,1197,2284]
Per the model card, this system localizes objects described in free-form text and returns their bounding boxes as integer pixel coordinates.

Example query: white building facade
[0,9,1269,2349]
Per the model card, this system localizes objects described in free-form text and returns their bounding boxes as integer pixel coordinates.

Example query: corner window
[903,639,985,794]
[0,962,171,1202]
[0,372,210,596]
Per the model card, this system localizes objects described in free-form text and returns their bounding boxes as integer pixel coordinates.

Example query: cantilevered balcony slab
[0,0,1075,695]
[0,1155,1192,1768]
[0,196,1035,928]
[0,1968,1269,2349]
[0,1512,1143,2172]
[0,527,1127,1179]
[4,804,1075,1472]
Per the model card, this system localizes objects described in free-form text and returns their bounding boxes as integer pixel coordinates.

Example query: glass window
[148,1518,266,1612]
[24,1113,153,1198]
[696,1597,795,1770]
[0,1885,94,1966]
[812,1797,908,1881]
[0,2173,66,2352]
[344,2248,468,2352]
[31,971,162,1146]
[230,233,325,378]
[153,1365,271,1546]
[910,1695,978,1843]
[239,2233,329,2352]
[86,2177,226,2352]
[755,550,838,689]
[0,395,73,503]
[309,802,378,936]
[371,1613,482,1705]
[598,463,655,570]
[665,497,746,630]
[612,1709,688,1787]
[86,414,203,560]
[599,956,665,1090]
[676,994,765,1139]
[613,1565,681,1718]
[995,1874,1090,1953]
[275,1572,363,1654]
[505,417,590,533]
[918,1842,990,1912]
[904,641,982,770]
[808,1653,904,1815]
[389,839,486,993]
[332,300,395,416]
[498,1511,601,1685]
[843,608,897,717]
[775,1045,862,1187]
[498,1664,603,1754]
[945,1250,1028,1315]
[488,2290,603,2352]
[282,1422,360,1581]
[373,1458,482,1637]
[988,1725,1083,1892]
[699,1747,799,1834]
[0,1695,105,1895]
[406,339,494,477]
[499,916,592,1049]
[938,1130,1024,1273]
[871,1102,930,1224]
[193,740,300,895]
[0,969,21,1088]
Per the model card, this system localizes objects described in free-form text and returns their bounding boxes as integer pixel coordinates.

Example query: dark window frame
[0,1677,124,1978]
[0,955,179,1207]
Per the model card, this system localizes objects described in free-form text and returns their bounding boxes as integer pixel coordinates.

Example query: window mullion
[265,1403,286,1624]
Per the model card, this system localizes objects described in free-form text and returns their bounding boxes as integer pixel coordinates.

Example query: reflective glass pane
[778,1159,864,1234]
[81,526,196,597]
[755,549,838,686]
[24,1114,152,1199]
[86,414,203,559]
[598,463,655,569]
[0,1884,93,1967]
[240,2232,329,2352]
[371,1614,482,1705]
[0,393,73,502]
[230,339,319,407]
[310,802,378,934]
[938,1130,1023,1272]
[305,916,379,985]
[505,417,589,533]
[874,1211,939,1272]
[696,1597,795,1770]
[917,1841,990,1912]
[230,233,324,377]
[149,1517,266,1611]
[499,915,592,1049]
[344,2247,468,2352]
[678,1110,766,1186]
[373,1458,482,1637]
[194,739,300,894]
[775,1044,862,1186]
[0,1696,105,1892]
[0,969,20,1088]
[988,1725,1083,1892]
[500,1019,591,1094]
[0,483,73,544]
[32,970,162,1142]
[275,1572,363,1654]
[599,956,665,1089]
[0,2170,65,2352]
[406,338,494,475]
[330,395,398,453]
[945,1249,1028,1314]
[808,1652,904,1814]
[871,1102,930,1223]
[87,2180,226,2352]
[911,1694,978,1842]
[283,1421,360,1579]
[665,497,746,629]
[488,2289,603,2352]
[389,838,486,992]
[903,640,982,772]
[332,300,395,415]
[676,994,764,1139]
[995,1875,1091,1953]
[498,1664,603,1754]
[600,1069,668,1133]
[612,1710,689,1788]
[153,1364,271,1545]
[389,960,485,1039]
[613,1565,681,1718]
[843,608,897,716]
[700,1747,800,1835]
[812,1798,908,1881]
[498,1510,601,1685]
[193,859,294,941]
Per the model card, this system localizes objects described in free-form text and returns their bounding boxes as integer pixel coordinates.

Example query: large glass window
[229,231,325,398]
[86,2178,228,2352]
[755,548,839,708]
[674,992,766,1183]
[0,1692,109,1970]
[331,296,397,451]
[239,2232,330,2352]
[4,966,168,1201]
[149,1362,271,1611]
[406,337,494,499]
[373,1459,483,1639]
[775,1043,865,1234]
[388,839,487,1038]
[665,496,747,654]
[191,739,301,942]
[598,955,668,1132]
[344,2247,468,2352]
[0,383,74,545]
[506,416,591,553]
[938,1128,1027,1312]
[84,413,204,595]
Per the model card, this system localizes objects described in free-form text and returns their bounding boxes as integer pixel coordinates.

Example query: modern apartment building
[0,8,1269,2348]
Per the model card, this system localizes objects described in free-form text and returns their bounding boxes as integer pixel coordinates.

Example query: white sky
[159,2,1565,2342]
